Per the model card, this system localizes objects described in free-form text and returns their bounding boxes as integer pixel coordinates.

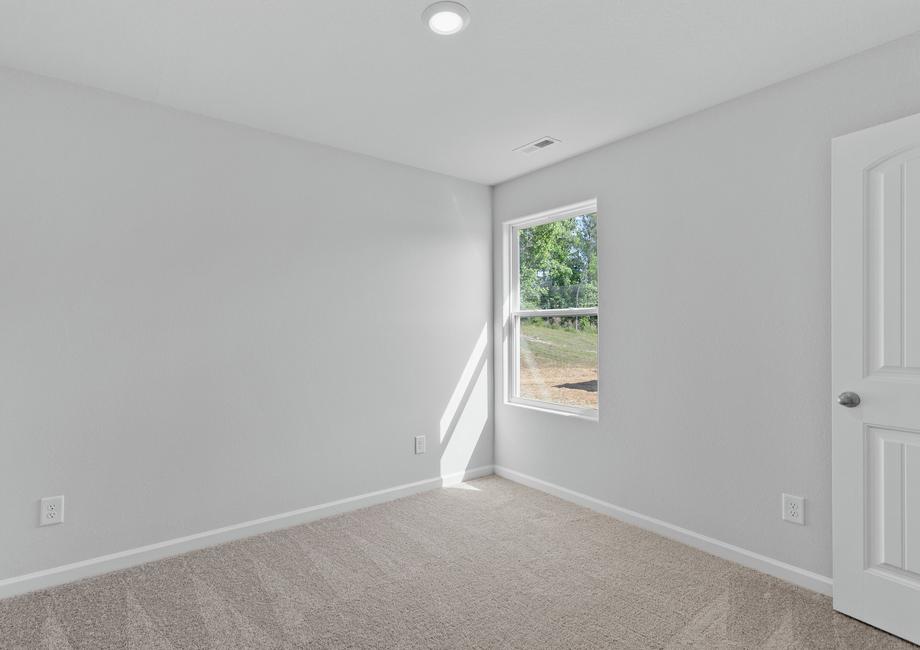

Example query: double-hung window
[506,200,598,418]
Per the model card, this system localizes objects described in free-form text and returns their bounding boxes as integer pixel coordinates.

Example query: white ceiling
[2,1,920,184]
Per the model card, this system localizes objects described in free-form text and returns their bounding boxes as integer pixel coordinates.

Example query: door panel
[866,153,920,377]
[866,425,920,579]
[833,113,920,645]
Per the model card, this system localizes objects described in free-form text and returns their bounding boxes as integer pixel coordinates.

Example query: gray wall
[492,33,920,578]
[0,67,492,579]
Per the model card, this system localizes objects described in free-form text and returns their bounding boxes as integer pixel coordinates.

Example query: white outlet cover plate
[782,493,805,525]
[414,435,426,455]
[40,495,64,526]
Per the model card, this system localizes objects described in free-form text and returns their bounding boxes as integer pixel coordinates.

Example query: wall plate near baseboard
[493,466,833,596]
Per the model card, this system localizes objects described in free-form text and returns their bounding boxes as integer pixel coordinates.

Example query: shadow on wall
[439,323,490,479]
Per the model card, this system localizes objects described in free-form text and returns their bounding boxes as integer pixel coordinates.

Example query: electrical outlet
[40,495,64,526]
[414,435,426,455]
[782,493,804,525]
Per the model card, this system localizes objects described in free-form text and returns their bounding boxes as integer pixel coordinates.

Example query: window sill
[505,398,599,422]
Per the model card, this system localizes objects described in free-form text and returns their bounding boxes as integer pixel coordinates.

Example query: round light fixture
[422,1,470,36]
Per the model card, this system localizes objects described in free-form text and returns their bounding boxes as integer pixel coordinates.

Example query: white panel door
[833,112,920,645]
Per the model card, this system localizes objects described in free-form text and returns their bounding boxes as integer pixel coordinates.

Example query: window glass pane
[519,315,597,409]
[518,212,597,310]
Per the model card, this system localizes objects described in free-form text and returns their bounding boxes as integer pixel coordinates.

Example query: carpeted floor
[0,476,914,649]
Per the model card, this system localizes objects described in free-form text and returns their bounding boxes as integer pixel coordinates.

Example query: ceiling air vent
[514,136,560,155]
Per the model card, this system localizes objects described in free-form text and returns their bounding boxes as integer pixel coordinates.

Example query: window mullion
[513,308,597,319]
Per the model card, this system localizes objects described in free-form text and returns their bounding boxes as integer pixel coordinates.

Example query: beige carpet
[0,476,913,649]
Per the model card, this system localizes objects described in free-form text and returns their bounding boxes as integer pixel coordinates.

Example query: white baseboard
[494,465,833,596]
[3,465,832,600]
[0,465,494,600]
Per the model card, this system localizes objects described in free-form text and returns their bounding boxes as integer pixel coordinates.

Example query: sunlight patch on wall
[439,324,488,442]
[440,359,488,478]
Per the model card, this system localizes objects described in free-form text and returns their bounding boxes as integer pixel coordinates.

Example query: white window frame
[503,198,598,420]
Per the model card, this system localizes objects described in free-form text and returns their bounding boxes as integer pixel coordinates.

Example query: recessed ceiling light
[422,2,470,36]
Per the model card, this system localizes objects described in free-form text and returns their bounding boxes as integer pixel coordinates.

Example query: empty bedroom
[3,1,920,647]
